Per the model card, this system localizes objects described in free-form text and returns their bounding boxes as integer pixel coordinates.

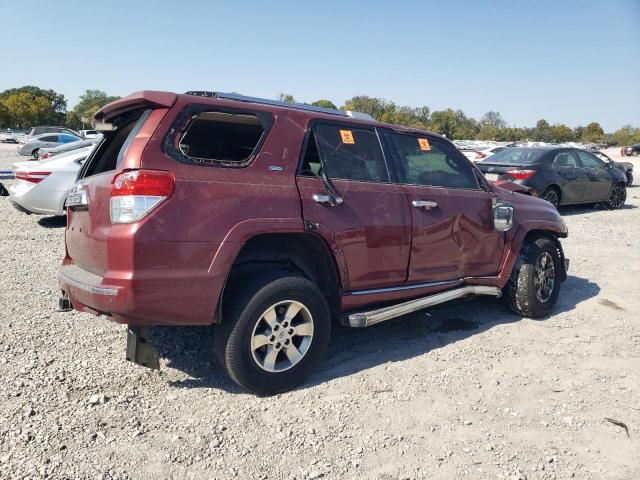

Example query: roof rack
[184,91,375,121]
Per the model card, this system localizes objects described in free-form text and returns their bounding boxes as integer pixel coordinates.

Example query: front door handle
[412,200,438,210]
[313,194,343,206]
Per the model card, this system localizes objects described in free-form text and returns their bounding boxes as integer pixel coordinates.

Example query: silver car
[17,133,82,158]
[38,137,101,160]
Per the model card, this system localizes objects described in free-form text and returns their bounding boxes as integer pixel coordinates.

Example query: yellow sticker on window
[418,138,431,151]
[340,129,355,144]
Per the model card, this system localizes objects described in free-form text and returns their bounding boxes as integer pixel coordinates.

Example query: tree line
[0,86,638,146]
[0,86,119,131]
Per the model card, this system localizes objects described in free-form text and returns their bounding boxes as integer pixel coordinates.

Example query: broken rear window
[178,111,265,164]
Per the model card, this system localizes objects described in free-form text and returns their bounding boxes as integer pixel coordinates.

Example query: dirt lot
[0,143,638,480]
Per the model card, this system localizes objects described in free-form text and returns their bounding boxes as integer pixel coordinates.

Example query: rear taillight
[110,169,174,224]
[15,171,51,183]
[475,151,487,160]
[41,152,51,159]
[506,169,536,180]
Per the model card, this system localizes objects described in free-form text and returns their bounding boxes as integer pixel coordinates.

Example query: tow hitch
[58,294,72,312]
[126,326,160,369]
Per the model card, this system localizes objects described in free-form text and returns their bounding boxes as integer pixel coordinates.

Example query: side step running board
[342,285,502,328]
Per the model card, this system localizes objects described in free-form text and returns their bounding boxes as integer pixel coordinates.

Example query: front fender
[493,186,568,287]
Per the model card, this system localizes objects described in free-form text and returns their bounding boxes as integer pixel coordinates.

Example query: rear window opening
[81,109,150,178]
[178,111,264,164]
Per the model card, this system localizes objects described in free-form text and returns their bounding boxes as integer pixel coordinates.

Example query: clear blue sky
[2,0,639,131]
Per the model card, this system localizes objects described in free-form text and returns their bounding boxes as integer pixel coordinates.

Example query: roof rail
[184,91,375,121]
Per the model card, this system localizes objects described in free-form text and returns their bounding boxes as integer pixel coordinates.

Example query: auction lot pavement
[0,143,638,479]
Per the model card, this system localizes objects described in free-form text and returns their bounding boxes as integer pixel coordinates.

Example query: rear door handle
[412,200,438,210]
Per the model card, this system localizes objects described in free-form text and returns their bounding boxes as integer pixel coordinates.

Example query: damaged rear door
[296,123,411,291]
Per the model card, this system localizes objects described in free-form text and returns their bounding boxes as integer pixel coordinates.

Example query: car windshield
[483,148,545,164]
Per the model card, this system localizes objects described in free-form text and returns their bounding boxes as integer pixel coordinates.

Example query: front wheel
[605,183,626,210]
[214,274,331,395]
[505,237,563,318]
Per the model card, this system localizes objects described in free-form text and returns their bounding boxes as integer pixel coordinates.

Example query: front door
[384,131,504,282]
[296,123,411,291]
[576,150,613,202]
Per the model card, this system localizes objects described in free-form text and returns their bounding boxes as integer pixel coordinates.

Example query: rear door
[551,150,585,203]
[575,150,613,202]
[296,123,411,291]
[385,132,504,282]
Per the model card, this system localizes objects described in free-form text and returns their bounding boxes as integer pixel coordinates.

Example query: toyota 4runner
[58,91,569,395]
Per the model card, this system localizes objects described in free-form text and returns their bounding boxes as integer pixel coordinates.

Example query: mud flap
[0,182,8,197]
[126,326,160,369]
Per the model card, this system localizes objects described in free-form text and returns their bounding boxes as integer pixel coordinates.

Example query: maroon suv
[58,91,569,394]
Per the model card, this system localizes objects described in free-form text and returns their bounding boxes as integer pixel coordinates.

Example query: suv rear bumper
[58,263,125,318]
[57,262,219,326]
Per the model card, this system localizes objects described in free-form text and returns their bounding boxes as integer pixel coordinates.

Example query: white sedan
[8,146,93,216]
[460,146,509,161]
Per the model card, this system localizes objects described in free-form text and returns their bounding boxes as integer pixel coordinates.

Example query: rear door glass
[308,124,389,183]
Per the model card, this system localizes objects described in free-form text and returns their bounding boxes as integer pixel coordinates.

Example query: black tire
[542,187,560,208]
[31,148,39,159]
[626,171,633,186]
[505,236,562,318]
[605,183,626,210]
[214,274,331,395]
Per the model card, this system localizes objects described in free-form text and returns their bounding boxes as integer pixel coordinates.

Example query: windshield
[483,148,546,164]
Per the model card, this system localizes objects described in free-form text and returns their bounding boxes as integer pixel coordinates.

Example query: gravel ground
[0,143,638,480]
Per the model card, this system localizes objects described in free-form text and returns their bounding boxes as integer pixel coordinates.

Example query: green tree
[549,124,575,143]
[67,89,120,129]
[608,125,640,146]
[0,92,53,128]
[311,99,337,110]
[532,119,553,142]
[580,122,604,142]
[277,93,296,103]
[0,86,67,127]
[342,96,393,121]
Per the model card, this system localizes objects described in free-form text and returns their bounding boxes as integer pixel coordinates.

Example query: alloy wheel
[608,185,626,209]
[533,252,555,303]
[544,190,559,207]
[250,300,314,373]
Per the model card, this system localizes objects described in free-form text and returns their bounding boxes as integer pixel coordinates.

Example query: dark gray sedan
[477,147,628,209]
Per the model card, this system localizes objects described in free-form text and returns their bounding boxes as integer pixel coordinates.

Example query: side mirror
[493,201,514,232]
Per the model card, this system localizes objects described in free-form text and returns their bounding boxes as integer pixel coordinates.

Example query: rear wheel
[626,171,633,186]
[31,148,39,160]
[542,187,560,207]
[505,237,562,318]
[605,183,626,209]
[214,274,331,395]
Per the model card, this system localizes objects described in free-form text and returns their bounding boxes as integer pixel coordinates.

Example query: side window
[42,135,58,142]
[178,111,265,164]
[59,134,76,144]
[576,150,605,169]
[553,151,578,167]
[308,124,389,183]
[389,132,478,189]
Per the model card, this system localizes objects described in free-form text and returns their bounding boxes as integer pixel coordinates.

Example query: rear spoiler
[93,91,177,127]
